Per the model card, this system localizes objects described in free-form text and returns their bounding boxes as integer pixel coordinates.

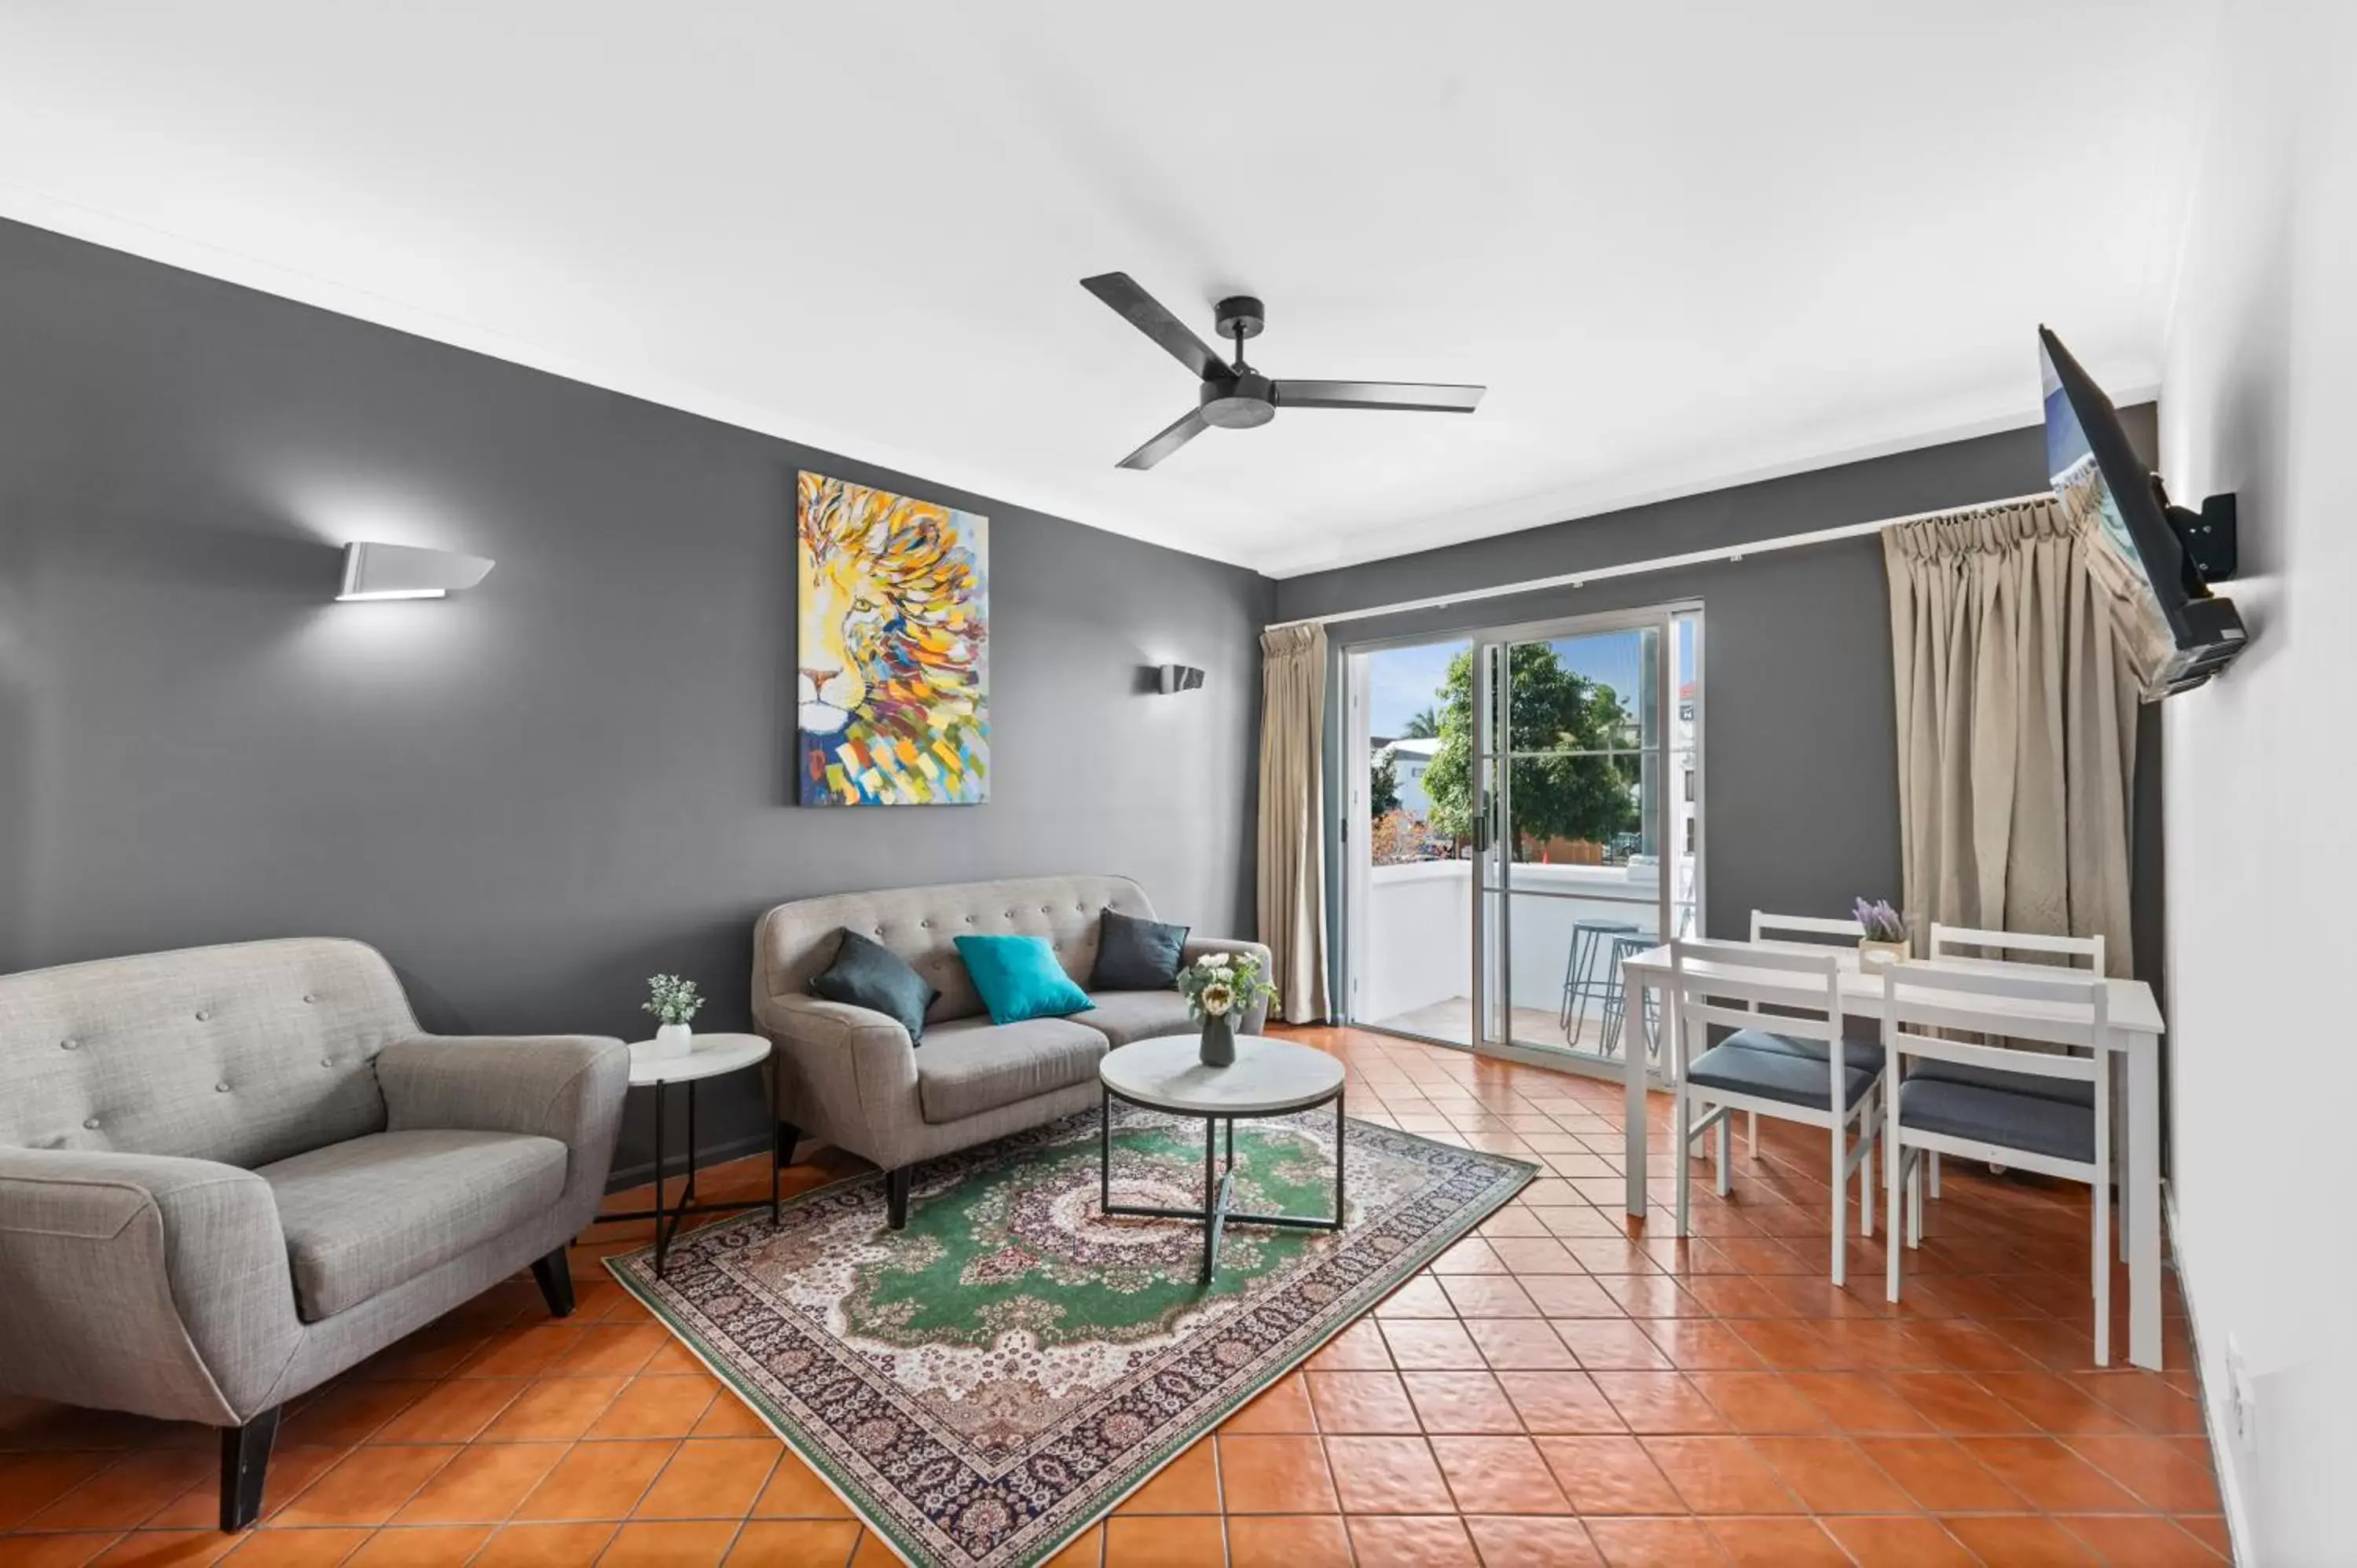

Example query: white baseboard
[2165,1181,2252,1563]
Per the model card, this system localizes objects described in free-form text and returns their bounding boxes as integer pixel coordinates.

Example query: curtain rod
[1263,490,2054,632]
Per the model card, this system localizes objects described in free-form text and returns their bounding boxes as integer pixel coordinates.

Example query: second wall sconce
[337,541,496,602]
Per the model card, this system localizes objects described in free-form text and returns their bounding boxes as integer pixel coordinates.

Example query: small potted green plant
[1176,951,1277,1067]
[643,973,704,1057]
[1853,898,1910,966]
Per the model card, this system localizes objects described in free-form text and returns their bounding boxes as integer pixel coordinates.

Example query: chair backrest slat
[1882,962,2110,1061]
[1670,939,1845,1069]
[1750,910,1865,947]
[1928,922,2106,974]
[1886,1028,2101,1080]
[1682,1000,1792,1036]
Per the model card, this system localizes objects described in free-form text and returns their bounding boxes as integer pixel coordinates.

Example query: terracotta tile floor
[0,1025,2226,1566]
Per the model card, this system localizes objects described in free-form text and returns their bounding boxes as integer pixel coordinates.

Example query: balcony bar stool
[1560,919,1640,1046]
[1920,925,2111,1245]
[1732,910,1869,1158]
[1880,962,2113,1364]
[1597,931,1660,1059]
[1668,938,1885,1286]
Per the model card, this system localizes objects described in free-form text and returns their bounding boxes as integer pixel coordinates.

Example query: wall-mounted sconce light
[1157,664,1206,694]
[336,541,495,602]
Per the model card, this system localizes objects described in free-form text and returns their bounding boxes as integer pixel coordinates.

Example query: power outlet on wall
[2224,1333,2256,1446]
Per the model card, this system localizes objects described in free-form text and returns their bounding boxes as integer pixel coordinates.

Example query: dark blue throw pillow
[1091,907,1191,991]
[810,929,940,1043]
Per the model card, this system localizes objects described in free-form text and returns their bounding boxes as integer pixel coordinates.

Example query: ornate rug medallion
[606,1102,1532,1568]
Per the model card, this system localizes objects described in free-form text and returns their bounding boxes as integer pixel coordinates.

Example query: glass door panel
[1474,616,1688,1067]
[1343,636,1476,1047]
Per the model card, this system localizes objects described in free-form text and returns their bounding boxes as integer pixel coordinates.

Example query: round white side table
[601,1033,775,1277]
[1097,1034,1347,1282]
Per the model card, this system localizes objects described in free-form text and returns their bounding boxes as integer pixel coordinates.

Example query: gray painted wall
[0,219,1271,1182]
[1275,411,2167,996]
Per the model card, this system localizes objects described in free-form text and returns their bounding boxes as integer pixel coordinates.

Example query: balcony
[1358,857,1692,1061]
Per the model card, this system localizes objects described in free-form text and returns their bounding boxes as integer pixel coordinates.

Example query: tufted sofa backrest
[756,875,1161,1025]
[0,938,419,1168]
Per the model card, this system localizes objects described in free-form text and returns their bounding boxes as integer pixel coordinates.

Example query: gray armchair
[0,938,628,1530]
[754,875,1270,1229]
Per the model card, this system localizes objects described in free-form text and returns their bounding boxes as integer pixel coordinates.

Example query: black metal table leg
[596,1051,785,1280]
[1100,1084,1346,1286]
[1336,1088,1347,1224]
[651,1078,670,1277]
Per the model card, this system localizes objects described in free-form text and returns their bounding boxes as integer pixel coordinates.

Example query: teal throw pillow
[954,934,1093,1026]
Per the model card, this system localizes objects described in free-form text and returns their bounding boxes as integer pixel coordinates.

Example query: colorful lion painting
[797,472,988,806]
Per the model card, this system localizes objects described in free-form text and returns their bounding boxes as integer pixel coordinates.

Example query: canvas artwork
[797,471,988,805]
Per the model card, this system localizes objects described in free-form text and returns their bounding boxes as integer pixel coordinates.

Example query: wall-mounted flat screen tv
[2040,325,2245,698]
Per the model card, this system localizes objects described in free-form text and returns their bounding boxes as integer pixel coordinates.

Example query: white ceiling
[0,0,2209,577]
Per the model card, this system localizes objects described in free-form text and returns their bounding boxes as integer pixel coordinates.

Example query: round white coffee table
[602,1033,775,1277]
[1097,1034,1347,1282]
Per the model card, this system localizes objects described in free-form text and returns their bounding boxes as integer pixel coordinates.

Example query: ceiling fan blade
[1272,379,1486,413]
[1082,273,1229,383]
[1116,408,1210,471]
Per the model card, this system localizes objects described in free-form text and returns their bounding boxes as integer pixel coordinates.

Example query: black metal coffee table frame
[1098,1083,1346,1283]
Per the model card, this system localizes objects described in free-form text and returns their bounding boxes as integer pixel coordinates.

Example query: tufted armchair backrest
[756,875,1160,1025]
[0,938,420,1168]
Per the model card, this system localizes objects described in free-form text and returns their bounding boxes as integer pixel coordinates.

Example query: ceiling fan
[1080,273,1486,470]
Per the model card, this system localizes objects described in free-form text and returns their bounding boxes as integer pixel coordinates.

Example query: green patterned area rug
[605,1101,1532,1568]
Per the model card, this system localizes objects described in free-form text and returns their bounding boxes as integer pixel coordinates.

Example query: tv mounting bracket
[2156,481,2238,584]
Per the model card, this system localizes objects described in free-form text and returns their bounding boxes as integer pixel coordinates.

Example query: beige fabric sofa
[753,874,1270,1227]
[0,939,629,1530]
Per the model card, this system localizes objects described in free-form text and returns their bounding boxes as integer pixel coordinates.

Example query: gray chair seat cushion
[1908,1057,2096,1108]
[1078,990,1197,1048]
[259,1130,567,1321]
[1687,1042,1881,1112]
[1899,1078,2095,1163]
[915,1017,1109,1125]
[1721,1027,1886,1072]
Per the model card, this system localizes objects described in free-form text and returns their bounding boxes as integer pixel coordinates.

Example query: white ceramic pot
[654,1021,695,1057]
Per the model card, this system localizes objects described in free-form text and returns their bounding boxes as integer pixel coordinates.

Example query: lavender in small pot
[1853,899,1910,966]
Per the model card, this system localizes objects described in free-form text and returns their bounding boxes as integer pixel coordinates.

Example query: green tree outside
[1370,750,1402,819]
[1421,645,1640,852]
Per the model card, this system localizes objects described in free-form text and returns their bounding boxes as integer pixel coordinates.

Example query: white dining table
[1616,943,2168,1371]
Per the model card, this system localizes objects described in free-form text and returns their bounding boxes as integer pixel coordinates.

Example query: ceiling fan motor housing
[1214,295,1266,341]
[1200,370,1276,428]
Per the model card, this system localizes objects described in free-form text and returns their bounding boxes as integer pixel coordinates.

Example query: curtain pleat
[1883,500,2137,976]
[1256,625,1332,1022]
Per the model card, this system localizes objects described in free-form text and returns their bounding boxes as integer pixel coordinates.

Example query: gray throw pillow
[810,929,940,1043]
[1092,907,1190,991]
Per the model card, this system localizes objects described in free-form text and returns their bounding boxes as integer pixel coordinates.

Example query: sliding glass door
[1473,608,1699,1071]
[1343,604,1701,1073]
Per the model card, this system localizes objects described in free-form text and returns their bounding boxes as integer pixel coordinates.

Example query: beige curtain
[1884,498,2139,976]
[1256,624,1332,1021]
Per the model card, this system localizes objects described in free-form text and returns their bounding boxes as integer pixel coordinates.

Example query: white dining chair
[1880,962,2114,1364]
[1919,925,2113,1248]
[1728,910,1868,1157]
[1670,939,1885,1286]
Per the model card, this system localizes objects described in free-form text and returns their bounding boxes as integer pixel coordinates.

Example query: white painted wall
[2157,1,2357,1558]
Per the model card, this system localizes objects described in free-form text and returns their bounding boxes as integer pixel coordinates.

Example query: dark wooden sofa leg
[219,1405,280,1531]
[886,1167,911,1230]
[530,1244,577,1317]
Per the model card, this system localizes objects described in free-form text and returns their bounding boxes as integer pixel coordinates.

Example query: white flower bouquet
[1176,951,1275,1024]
